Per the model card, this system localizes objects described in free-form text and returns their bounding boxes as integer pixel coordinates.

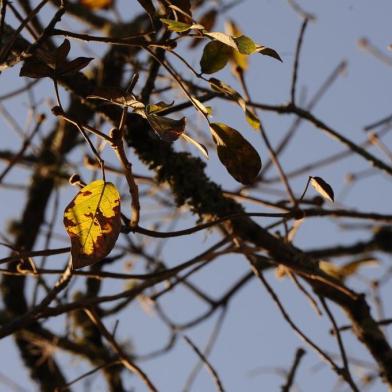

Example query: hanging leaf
[59,57,93,75]
[310,176,335,202]
[147,114,186,142]
[80,0,114,10]
[20,58,53,79]
[210,122,261,184]
[234,35,257,55]
[160,18,203,33]
[208,78,260,129]
[225,20,249,72]
[256,46,283,62]
[181,133,209,158]
[63,180,121,269]
[203,31,237,50]
[200,41,232,74]
[55,39,71,67]
[146,101,174,114]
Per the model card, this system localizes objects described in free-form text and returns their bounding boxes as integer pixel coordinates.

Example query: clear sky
[1,1,392,391]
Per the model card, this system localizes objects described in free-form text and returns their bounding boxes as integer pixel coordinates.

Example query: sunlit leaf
[80,0,114,10]
[244,107,260,129]
[181,133,209,158]
[234,35,257,55]
[160,18,203,33]
[191,96,210,115]
[200,41,231,74]
[310,176,334,202]
[63,180,121,269]
[210,122,262,184]
[146,101,174,114]
[147,114,186,142]
[225,20,248,71]
[203,31,237,49]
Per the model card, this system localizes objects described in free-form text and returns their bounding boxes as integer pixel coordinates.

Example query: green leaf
[244,108,260,129]
[310,176,334,202]
[63,180,121,269]
[147,114,186,142]
[146,101,174,114]
[234,35,257,55]
[200,41,231,74]
[210,122,262,184]
[160,18,197,33]
[256,46,283,62]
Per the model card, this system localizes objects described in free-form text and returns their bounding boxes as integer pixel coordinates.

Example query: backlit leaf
[63,180,121,269]
[146,101,174,114]
[80,0,113,10]
[234,35,257,55]
[225,20,248,71]
[204,31,237,49]
[200,41,231,74]
[210,122,261,184]
[59,57,93,75]
[147,114,186,142]
[160,18,203,33]
[310,176,334,202]
[181,133,209,158]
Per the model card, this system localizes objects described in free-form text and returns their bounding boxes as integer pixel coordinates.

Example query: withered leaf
[63,180,121,269]
[210,122,262,184]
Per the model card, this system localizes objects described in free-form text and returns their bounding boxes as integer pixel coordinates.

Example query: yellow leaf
[80,0,114,10]
[64,180,121,269]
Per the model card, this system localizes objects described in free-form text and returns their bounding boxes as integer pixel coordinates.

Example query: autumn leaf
[80,0,114,10]
[63,180,121,269]
[146,114,186,142]
[319,258,379,281]
[210,122,262,184]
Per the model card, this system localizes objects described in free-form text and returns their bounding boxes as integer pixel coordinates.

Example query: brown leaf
[147,114,186,142]
[20,58,53,79]
[210,122,262,184]
[80,0,114,10]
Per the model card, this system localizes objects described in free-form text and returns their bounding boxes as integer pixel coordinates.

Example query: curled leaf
[256,46,282,62]
[147,114,186,142]
[63,180,121,269]
[210,122,261,184]
[310,176,334,202]
[181,133,209,158]
[200,41,231,74]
